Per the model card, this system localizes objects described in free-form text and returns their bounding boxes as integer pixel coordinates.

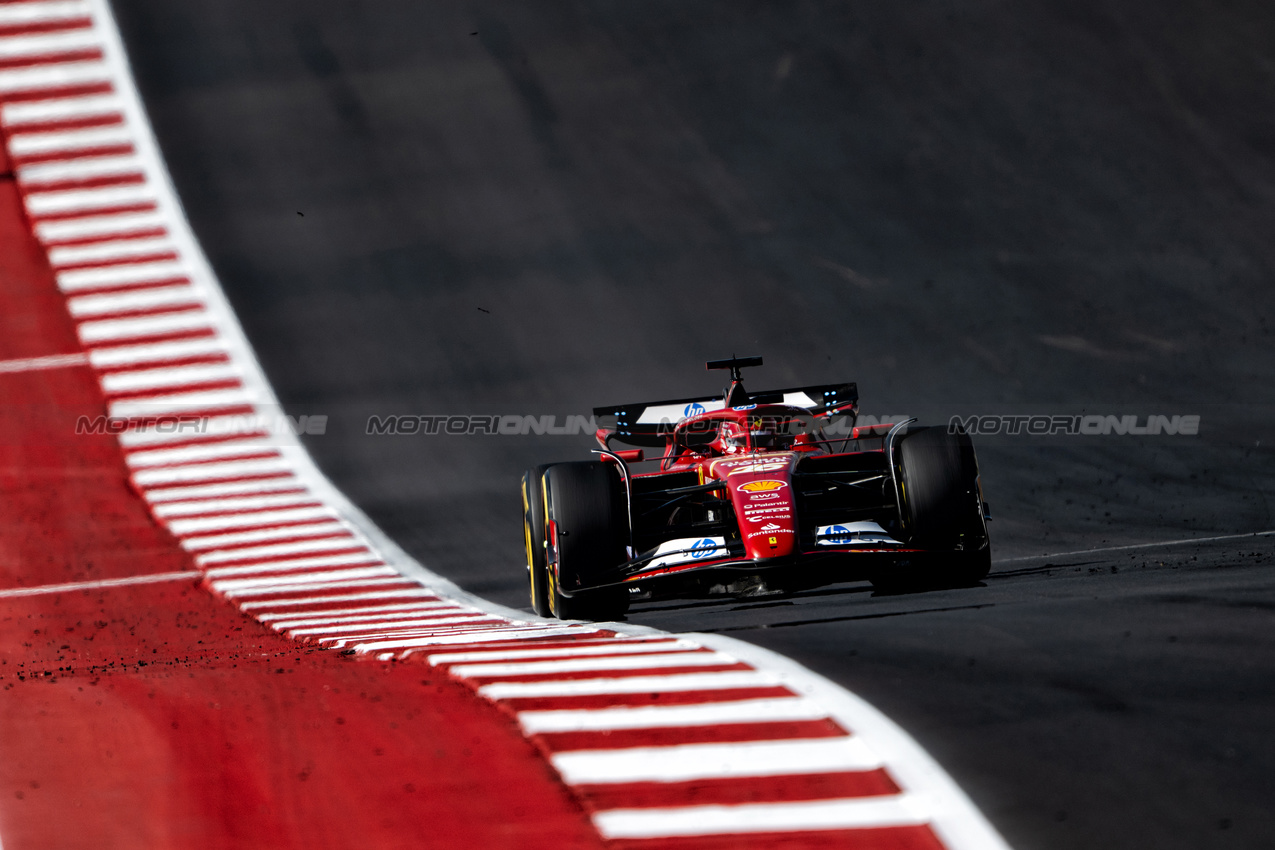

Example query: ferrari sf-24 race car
[521,357,991,621]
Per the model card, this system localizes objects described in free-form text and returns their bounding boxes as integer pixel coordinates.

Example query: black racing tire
[873,425,991,591]
[543,462,630,622]
[521,465,553,617]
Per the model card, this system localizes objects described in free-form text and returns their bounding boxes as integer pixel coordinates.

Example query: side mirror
[601,448,644,463]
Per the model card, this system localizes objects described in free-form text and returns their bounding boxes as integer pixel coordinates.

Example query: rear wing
[594,382,858,446]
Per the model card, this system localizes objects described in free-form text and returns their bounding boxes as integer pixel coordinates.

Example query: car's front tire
[873,425,990,591]
[542,462,630,622]
[521,465,553,616]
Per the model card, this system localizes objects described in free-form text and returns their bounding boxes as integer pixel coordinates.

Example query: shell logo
[738,479,787,493]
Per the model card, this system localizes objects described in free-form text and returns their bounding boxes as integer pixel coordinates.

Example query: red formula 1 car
[521,357,991,621]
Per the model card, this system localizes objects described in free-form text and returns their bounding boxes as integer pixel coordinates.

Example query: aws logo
[738,480,787,493]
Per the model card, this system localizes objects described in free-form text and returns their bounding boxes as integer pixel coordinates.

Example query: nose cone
[712,455,798,560]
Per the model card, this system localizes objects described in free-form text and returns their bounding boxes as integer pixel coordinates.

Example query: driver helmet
[749,416,789,450]
[710,420,748,454]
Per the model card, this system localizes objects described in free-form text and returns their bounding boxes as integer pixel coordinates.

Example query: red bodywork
[707,453,800,561]
[595,404,896,582]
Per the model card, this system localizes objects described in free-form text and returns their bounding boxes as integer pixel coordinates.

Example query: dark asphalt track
[111,2,1275,847]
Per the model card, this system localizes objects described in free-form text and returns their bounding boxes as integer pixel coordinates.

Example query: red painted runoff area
[0,170,604,850]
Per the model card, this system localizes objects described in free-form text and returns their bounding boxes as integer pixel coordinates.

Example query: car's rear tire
[543,462,630,621]
[873,426,990,591]
[521,465,553,616]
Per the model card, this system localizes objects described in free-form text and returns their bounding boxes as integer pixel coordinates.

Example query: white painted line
[325,622,521,648]
[324,616,516,638]
[125,437,273,469]
[10,126,132,159]
[192,534,361,564]
[0,29,102,60]
[68,284,202,319]
[107,360,238,395]
[262,601,457,625]
[427,639,696,666]
[449,651,738,680]
[17,154,144,189]
[593,795,927,839]
[223,577,419,599]
[0,2,91,27]
[212,566,399,595]
[0,352,89,374]
[141,477,306,503]
[108,387,259,419]
[359,626,603,654]
[0,60,110,96]
[177,520,349,551]
[274,607,471,629]
[0,571,196,598]
[224,580,421,601]
[330,626,519,649]
[49,235,174,267]
[132,457,292,487]
[275,610,470,631]
[57,258,187,292]
[118,411,273,448]
[479,670,785,701]
[195,536,360,565]
[91,337,227,371]
[35,209,166,244]
[153,492,326,519]
[203,552,382,579]
[164,506,335,536]
[25,182,153,216]
[81,313,211,346]
[228,577,423,601]
[288,613,489,637]
[125,439,275,469]
[1,93,123,126]
[996,529,1275,563]
[518,697,825,734]
[239,588,438,611]
[552,737,880,785]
